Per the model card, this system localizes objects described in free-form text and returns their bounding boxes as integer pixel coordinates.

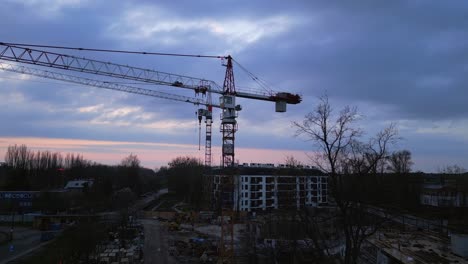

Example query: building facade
[419,174,468,207]
[213,174,328,211]
[420,184,467,207]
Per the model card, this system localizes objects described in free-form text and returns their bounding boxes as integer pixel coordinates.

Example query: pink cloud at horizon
[0,137,313,169]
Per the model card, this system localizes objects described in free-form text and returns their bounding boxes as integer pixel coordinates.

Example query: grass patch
[155,193,179,211]
[143,192,180,211]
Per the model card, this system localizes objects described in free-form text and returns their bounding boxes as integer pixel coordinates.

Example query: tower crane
[0,42,302,262]
[0,42,301,168]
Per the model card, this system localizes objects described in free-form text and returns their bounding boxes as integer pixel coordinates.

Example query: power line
[0,42,227,59]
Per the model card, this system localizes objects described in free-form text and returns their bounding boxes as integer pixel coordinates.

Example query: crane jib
[235,91,301,104]
[0,43,223,93]
[0,43,301,105]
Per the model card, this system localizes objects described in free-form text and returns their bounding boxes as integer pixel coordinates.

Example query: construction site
[0,42,318,263]
[141,163,331,263]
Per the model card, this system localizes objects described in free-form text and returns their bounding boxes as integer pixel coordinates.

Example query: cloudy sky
[0,0,467,171]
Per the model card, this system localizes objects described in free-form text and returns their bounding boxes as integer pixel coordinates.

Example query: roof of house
[64,180,93,189]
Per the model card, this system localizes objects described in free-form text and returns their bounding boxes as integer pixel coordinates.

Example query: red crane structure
[0,42,302,262]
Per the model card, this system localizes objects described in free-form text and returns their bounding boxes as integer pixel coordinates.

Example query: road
[141,219,176,264]
[0,227,42,264]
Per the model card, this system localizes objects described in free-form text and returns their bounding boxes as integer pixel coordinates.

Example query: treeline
[159,156,206,209]
[5,144,94,170]
[3,144,96,190]
[0,145,162,212]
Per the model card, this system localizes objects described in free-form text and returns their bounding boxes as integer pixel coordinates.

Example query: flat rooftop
[367,229,468,263]
[209,167,324,176]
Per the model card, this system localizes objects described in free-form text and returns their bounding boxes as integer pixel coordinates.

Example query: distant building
[0,191,40,210]
[420,183,467,207]
[64,179,94,192]
[420,175,468,207]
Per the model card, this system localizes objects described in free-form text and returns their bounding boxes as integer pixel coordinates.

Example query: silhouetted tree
[2,145,162,212]
[4,144,32,190]
[293,95,398,264]
[438,164,466,174]
[112,187,136,209]
[387,150,413,174]
[119,154,141,194]
[3,145,96,190]
[285,155,303,168]
[167,156,204,208]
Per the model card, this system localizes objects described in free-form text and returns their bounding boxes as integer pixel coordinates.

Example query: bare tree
[293,96,361,176]
[284,155,303,168]
[4,144,33,171]
[119,154,142,194]
[387,150,413,174]
[120,153,140,168]
[438,164,466,174]
[293,95,398,264]
[4,144,97,189]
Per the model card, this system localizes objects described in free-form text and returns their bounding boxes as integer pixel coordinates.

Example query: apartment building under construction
[211,164,328,211]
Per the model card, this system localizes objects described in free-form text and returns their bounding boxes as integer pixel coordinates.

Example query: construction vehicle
[168,222,179,231]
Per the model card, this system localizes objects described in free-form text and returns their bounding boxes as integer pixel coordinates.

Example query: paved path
[134,188,169,211]
[141,219,176,264]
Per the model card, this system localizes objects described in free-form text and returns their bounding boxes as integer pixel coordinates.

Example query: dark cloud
[234,1,468,121]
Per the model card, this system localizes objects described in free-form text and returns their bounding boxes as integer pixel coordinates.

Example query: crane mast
[218,56,237,262]
[221,56,237,168]
[196,94,213,167]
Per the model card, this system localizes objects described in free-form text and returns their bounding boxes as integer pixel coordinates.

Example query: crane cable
[232,59,276,95]
[0,42,226,59]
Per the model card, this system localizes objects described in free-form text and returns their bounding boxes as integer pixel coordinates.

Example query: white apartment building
[213,174,328,211]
